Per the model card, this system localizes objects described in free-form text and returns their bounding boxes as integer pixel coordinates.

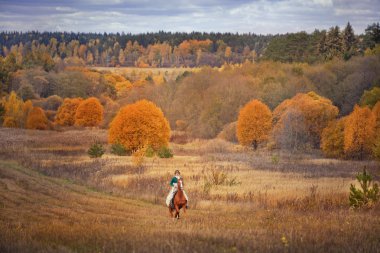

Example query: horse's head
[178,178,184,190]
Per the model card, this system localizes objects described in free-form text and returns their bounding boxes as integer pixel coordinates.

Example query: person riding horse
[166,170,188,208]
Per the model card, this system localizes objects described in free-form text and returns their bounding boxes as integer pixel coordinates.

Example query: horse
[169,178,187,219]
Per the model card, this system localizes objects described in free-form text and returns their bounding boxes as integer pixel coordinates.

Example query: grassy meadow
[0,127,379,252]
[90,66,201,82]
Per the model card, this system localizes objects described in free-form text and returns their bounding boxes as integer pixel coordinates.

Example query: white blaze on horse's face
[179,179,183,189]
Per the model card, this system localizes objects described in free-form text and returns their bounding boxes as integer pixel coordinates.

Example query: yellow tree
[108,99,170,151]
[236,99,272,149]
[321,118,346,158]
[2,91,24,128]
[26,107,49,130]
[344,105,376,159]
[74,97,103,127]
[225,46,232,62]
[22,100,33,127]
[55,98,83,126]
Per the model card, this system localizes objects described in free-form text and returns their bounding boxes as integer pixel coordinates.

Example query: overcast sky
[0,0,379,34]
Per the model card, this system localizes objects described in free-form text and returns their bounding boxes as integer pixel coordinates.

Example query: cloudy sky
[0,0,379,34]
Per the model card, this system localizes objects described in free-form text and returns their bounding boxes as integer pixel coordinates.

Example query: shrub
[26,106,49,130]
[237,99,272,149]
[349,169,379,209]
[145,146,155,157]
[373,135,380,160]
[373,101,380,134]
[0,102,5,120]
[2,116,17,128]
[22,100,33,127]
[321,118,346,158]
[74,97,104,127]
[157,146,173,158]
[55,98,83,126]
[108,99,170,151]
[344,105,376,159]
[217,121,237,143]
[110,143,130,156]
[132,146,147,167]
[360,87,380,109]
[88,142,105,158]
[44,95,63,110]
[273,92,339,149]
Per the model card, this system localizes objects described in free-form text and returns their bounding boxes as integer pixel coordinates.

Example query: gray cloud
[0,0,379,34]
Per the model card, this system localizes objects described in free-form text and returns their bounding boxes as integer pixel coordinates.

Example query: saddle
[170,191,177,209]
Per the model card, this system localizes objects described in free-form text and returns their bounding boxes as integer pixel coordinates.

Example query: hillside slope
[0,160,379,253]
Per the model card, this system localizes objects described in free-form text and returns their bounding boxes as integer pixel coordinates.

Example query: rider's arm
[170,177,177,186]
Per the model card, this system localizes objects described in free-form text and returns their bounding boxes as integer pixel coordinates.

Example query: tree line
[0,22,379,69]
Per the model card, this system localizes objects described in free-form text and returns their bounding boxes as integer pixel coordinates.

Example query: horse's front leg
[175,205,180,219]
[169,207,174,218]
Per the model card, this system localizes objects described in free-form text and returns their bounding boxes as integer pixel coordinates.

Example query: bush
[2,116,17,128]
[0,103,4,121]
[110,143,130,156]
[373,135,380,160]
[88,142,105,158]
[273,92,339,150]
[321,118,346,158]
[75,97,104,127]
[25,107,49,130]
[145,145,155,157]
[349,169,379,209]
[344,105,376,159]
[217,121,237,143]
[157,146,173,158]
[55,98,83,126]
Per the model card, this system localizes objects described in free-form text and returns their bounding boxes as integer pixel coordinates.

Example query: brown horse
[169,178,187,219]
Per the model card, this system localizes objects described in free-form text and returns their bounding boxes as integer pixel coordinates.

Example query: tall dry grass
[0,128,379,252]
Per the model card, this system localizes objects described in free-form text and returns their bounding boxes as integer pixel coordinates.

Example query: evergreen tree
[326,26,343,60]
[363,22,380,49]
[317,30,327,59]
[342,22,357,60]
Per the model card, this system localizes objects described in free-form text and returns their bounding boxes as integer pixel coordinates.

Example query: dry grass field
[90,66,201,81]
[1,128,380,252]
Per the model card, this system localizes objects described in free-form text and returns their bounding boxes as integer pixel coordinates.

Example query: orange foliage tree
[26,107,49,130]
[321,118,346,158]
[273,92,338,149]
[236,99,272,149]
[55,98,83,126]
[74,97,103,127]
[108,99,170,151]
[22,100,33,127]
[344,105,376,159]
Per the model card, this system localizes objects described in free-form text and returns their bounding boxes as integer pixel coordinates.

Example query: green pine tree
[349,169,379,209]
[342,22,357,60]
[326,26,343,60]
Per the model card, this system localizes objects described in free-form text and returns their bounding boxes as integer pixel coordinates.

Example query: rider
[166,170,189,208]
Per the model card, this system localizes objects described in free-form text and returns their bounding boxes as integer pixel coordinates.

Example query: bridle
[178,178,184,190]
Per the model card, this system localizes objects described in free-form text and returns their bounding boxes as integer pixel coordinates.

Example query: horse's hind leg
[169,208,174,218]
